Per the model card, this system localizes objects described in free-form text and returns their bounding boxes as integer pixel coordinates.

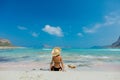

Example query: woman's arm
[60,56,65,71]
[50,57,54,70]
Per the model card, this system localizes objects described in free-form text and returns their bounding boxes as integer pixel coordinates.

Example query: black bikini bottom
[51,66,62,71]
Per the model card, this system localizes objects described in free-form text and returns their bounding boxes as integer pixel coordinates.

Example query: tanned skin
[50,55,64,71]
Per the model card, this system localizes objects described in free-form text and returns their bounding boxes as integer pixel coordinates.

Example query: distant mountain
[90,46,104,49]
[0,38,13,46]
[110,36,120,48]
[91,36,120,49]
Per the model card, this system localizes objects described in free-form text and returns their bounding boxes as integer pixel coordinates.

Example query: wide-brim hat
[51,47,61,56]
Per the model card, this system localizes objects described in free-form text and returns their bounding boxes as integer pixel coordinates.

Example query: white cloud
[42,25,64,37]
[83,24,101,33]
[83,12,120,33]
[17,26,40,38]
[104,13,120,25]
[18,26,27,30]
[31,32,39,37]
[77,33,83,37]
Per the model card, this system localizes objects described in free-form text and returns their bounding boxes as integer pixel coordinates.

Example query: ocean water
[0,48,120,71]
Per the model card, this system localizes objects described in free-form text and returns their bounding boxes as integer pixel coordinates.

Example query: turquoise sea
[0,48,120,71]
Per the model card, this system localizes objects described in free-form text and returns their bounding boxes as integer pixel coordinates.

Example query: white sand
[0,62,120,80]
[0,71,120,80]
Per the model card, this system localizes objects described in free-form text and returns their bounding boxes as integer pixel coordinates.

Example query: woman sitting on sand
[50,47,64,71]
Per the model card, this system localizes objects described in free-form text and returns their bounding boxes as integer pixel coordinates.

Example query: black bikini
[51,66,62,71]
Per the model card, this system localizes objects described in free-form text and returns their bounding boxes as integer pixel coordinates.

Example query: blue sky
[0,0,120,48]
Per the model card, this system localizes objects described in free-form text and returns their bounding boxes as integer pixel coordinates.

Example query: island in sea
[0,38,23,49]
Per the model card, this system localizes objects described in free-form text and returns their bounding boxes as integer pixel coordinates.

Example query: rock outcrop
[111,36,120,48]
[0,38,12,46]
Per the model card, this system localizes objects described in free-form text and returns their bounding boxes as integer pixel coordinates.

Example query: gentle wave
[107,49,120,51]
[0,48,120,64]
[79,55,110,59]
[42,48,52,51]
[63,55,110,59]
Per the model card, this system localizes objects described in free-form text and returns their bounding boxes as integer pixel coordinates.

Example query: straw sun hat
[51,47,61,56]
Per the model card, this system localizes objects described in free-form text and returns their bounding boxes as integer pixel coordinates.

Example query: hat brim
[52,53,60,56]
[51,48,61,56]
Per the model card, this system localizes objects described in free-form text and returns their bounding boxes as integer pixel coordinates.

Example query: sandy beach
[0,62,120,80]
[0,71,120,80]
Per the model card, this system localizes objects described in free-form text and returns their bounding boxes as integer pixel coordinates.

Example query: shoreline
[0,62,120,72]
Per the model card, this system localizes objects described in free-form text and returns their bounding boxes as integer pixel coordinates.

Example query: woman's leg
[59,67,62,71]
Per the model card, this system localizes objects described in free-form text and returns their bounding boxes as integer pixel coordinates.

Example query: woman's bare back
[53,55,61,68]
